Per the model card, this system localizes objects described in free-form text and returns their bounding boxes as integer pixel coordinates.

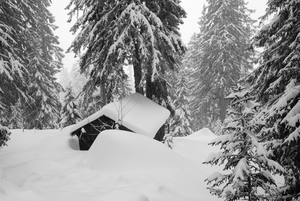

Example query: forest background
[1,0,300,200]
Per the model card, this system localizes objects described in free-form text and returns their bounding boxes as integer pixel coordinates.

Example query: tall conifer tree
[0,0,63,128]
[189,0,254,129]
[241,0,300,199]
[0,1,30,112]
[66,0,186,109]
[60,86,81,128]
[169,67,193,137]
[204,85,284,200]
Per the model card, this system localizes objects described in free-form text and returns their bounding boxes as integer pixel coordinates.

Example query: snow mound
[184,128,217,143]
[172,135,222,167]
[0,129,224,201]
[82,130,193,173]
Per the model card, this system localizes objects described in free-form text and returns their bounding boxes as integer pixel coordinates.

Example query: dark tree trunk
[100,82,108,105]
[219,89,228,122]
[248,176,252,201]
[133,43,144,95]
[145,69,153,99]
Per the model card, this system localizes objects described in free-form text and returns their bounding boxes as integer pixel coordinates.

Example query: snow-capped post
[203,85,285,200]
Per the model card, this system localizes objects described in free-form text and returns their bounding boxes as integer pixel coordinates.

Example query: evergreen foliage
[67,59,132,118]
[169,67,193,137]
[163,134,174,149]
[0,0,63,129]
[0,126,11,149]
[9,98,25,129]
[0,1,30,110]
[204,85,284,200]
[66,0,186,110]
[60,86,81,128]
[238,0,300,199]
[185,33,205,131]
[188,0,255,130]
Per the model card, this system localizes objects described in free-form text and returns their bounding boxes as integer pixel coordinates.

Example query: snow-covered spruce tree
[184,33,206,131]
[204,85,284,200]
[9,98,25,129]
[186,8,215,131]
[168,66,193,137]
[69,60,86,98]
[190,0,255,127]
[58,67,71,94]
[60,86,81,128]
[0,0,63,128]
[22,0,63,129]
[242,0,300,199]
[66,0,186,109]
[0,1,30,114]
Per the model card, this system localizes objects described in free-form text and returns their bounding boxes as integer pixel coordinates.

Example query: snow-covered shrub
[204,85,284,200]
[0,126,11,149]
[60,86,81,128]
[163,134,174,149]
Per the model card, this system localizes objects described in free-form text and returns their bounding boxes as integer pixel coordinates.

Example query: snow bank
[184,128,217,143]
[0,128,224,201]
[82,130,193,173]
[70,93,170,138]
[172,130,222,168]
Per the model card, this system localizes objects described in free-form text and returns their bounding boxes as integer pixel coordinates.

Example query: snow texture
[82,130,192,173]
[184,128,217,143]
[233,158,249,181]
[0,128,225,201]
[70,93,170,138]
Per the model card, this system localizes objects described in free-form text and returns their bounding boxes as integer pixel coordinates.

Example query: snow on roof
[70,93,170,138]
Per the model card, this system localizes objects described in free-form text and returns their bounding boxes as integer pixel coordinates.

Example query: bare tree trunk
[145,67,153,99]
[133,43,144,95]
[219,89,228,122]
[100,82,108,105]
[248,176,252,201]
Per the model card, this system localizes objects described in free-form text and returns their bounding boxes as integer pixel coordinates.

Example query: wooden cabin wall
[72,115,167,150]
[154,124,165,141]
[72,115,133,150]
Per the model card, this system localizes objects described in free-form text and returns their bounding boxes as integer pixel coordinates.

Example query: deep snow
[0,127,223,201]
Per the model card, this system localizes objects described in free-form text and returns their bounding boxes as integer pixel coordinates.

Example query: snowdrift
[0,128,223,201]
[172,128,221,168]
[184,128,217,143]
[82,130,193,173]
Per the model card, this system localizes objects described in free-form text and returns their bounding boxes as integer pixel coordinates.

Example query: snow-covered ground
[0,127,223,201]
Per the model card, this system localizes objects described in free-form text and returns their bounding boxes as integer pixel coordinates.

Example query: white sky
[49,0,268,71]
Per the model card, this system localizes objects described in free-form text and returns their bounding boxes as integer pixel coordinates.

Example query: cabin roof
[70,93,170,138]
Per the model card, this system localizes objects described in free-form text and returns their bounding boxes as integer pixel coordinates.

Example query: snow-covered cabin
[70,93,170,150]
